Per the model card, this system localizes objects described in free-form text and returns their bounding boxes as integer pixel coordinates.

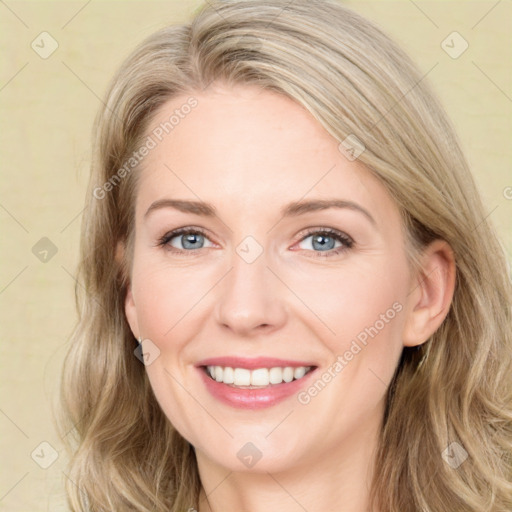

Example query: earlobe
[125,285,140,340]
[402,239,456,347]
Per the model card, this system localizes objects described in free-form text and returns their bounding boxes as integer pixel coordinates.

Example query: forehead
[136,84,398,223]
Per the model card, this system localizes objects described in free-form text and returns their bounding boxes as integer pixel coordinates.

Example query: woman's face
[125,83,418,474]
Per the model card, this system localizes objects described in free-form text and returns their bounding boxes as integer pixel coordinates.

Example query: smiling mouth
[202,365,316,388]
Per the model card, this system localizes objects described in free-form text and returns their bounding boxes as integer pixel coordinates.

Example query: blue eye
[158,227,354,257]
[296,228,354,258]
[158,228,213,252]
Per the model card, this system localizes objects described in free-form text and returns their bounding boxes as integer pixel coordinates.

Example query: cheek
[286,259,406,346]
[131,263,214,441]
[284,257,408,403]
[132,260,212,343]
[292,266,406,427]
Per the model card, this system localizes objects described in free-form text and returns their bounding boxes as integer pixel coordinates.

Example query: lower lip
[197,367,317,410]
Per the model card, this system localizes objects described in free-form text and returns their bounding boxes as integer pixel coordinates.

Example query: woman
[58,0,512,510]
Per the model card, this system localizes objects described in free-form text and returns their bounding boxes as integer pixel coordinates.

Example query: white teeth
[269,367,283,384]
[222,366,234,384]
[233,368,251,386]
[251,368,269,386]
[294,366,306,379]
[282,367,294,383]
[205,365,312,387]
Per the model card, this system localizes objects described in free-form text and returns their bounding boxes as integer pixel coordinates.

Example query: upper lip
[196,356,317,370]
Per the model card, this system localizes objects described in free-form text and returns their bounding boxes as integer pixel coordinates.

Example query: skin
[123,83,455,511]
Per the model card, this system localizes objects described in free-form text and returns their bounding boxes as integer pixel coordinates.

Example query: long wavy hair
[56,1,512,510]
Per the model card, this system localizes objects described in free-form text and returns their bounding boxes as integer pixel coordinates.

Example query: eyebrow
[144,198,376,226]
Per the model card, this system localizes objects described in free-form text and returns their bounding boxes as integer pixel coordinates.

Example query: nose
[213,247,287,337]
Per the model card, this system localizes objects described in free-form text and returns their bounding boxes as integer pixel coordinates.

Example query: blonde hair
[57,1,512,510]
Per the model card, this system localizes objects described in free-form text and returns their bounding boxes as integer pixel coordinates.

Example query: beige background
[1,1,510,510]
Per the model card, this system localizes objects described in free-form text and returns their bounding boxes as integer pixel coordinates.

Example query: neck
[195,413,382,512]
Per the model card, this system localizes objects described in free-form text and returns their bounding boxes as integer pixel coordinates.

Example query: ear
[125,286,140,340]
[116,241,140,339]
[402,239,456,347]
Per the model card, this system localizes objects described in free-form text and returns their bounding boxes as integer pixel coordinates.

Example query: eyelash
[157,227,354,258]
